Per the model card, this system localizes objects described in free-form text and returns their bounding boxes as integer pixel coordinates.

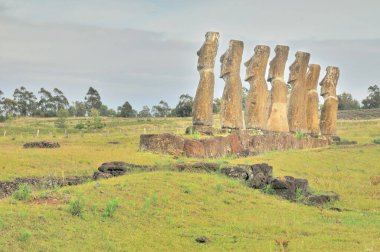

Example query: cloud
[0,1,379,109]
[0,16,199,109]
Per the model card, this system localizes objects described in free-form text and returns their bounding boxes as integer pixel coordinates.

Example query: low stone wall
[139,132,330,158]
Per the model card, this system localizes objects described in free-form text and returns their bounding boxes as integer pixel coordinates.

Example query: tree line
[338,85,380,110]
[0,86,220,122]
[0,85,379,122]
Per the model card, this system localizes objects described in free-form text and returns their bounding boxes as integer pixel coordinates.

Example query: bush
[294,132,305,139]
[17,230,32,242]
[75,123,86,130]
[103,198,119,218]
[12,184,32,201]
[260,184,275,195]
[373,139,380,144]
[68,197,85,217]
[295,188,305,202]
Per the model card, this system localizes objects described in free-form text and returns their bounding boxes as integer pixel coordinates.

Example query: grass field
[0,117,379,251]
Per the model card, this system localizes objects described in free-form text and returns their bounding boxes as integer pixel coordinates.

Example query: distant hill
[338,108,380,120]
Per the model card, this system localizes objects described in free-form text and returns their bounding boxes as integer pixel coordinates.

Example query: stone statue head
[220,40,244,78]
[288,51,311,86]
[320,66,340,98]
[197,31,220,71]
[306,64,321,90]
[244,45,270,81]
[267,45,289,82]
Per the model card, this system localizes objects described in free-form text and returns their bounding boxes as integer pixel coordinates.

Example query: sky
[0,0,379,110]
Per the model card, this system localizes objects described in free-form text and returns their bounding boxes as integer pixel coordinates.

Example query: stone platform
[139,132,331,158]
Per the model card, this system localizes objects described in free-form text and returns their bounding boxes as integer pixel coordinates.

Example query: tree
[213,98,221,114]
[69,101,86,117]
[84,87,102,113]
[152,100,171,117]
[172,94,193,117]
[38,88,55,117]
[242,87,248,110]
[99,104,110,117]
[1,98,17,117]
[362,85,380,109]
[138,106,152,118]
[13,86,37,116]
[117,101,136,117]
[55,109,69,129]
[52,88,69,112]
[338,92,360,110]
[87,108,105,129]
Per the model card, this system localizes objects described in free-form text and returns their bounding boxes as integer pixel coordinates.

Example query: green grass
[0,117,379,251]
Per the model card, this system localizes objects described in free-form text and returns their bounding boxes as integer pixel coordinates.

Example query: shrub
[260,184,275,195]
[103,198,119,218]
[295,188,305,202]
[17,230,32,242]
[294,132,305,139]
[68,197,85,217]
[75,123,86,130]
[373,139,380,144]
[12,184,32,201]
[215,183,223,193]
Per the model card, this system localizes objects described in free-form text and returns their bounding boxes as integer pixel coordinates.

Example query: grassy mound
[0,171,379,251]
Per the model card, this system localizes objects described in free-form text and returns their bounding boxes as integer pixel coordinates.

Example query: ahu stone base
[139,132,330,158]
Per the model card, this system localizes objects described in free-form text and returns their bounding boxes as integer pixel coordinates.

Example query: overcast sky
[0,0,379,110]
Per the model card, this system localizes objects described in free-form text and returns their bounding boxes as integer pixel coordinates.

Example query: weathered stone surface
[23,141,60,149]
[305,64,321,135]
[184,140,206,158]
[220,163,273,188]
[320,66,340,135]
[93,172,113,180]
[244,45,270,129]
[98,161,129,176]
[305,193,339,205]
[139,133,329,158]
[220,40,244,129]
[139,134,185,155]
[195,236,210,243]
[193,32,219,127]
[266,45,290,132]
[271,176,309,200]
[287,51,311,133]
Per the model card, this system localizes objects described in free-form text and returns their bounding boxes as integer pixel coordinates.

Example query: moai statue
[287,51,311,133]
[306,64,321,135]
[244,45,270,129]
[320,66,340,135]
[266,45,290,132]
[220,40,244,129]
[192,32,220,127]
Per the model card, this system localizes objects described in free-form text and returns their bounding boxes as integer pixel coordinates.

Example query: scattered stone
[23,141,60,149]
[93,172,113,180]
[271,176,309,200]
[333,140,357,145]
[108,141,121,145]
[305,193,339,205]
[195,236,210,243]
